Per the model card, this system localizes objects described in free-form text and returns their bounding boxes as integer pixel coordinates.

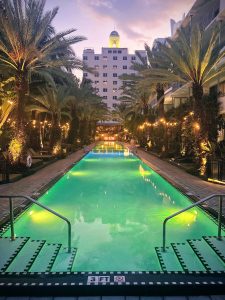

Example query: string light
[137,111,198,131]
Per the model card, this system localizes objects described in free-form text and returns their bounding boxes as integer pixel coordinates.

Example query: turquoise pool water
[3,142,221,271]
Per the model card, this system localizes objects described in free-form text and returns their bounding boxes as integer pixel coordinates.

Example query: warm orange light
[193,122,200,131]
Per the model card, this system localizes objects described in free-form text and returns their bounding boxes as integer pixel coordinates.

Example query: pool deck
[0,144,224,220]
[134,148,225,216]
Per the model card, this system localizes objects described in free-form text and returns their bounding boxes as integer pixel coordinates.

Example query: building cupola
[109,30,120,48]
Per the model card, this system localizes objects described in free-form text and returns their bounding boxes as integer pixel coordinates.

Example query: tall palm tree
[27,85,72,153]
[111,103,128,124]
[0,0,86,158]
[132,43,182,118]
[119,74,153,118]
[144,25,225,174]
[74,84,107,144]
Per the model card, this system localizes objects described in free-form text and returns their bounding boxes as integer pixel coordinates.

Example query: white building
[170,14,185,36]
[83,31,146,109]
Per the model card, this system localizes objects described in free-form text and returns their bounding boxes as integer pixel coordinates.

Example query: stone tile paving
[0,146,94,219]
[136,148,225,216]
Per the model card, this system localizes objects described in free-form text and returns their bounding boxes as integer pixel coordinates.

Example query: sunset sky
[45,0,195,78]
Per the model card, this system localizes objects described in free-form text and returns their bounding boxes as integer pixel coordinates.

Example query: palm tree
[27,85,72,153]
[118,75,156,146]
[111,103,128,124]
[132,43,183,118]
[120,74,153,118]
[0,0,86,159]
[75,81,107,144]
[144,25,225,174]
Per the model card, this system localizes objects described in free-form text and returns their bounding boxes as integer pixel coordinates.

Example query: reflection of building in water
[139,164,173,204]
[92,141,125,154]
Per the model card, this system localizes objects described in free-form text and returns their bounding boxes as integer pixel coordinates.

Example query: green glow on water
[3,142,222,271]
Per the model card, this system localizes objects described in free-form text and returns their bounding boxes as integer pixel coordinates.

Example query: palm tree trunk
[143,103,148,118]
[156,83,164,118]
[8,70,28,163]
[67,116,79,144]
[50,115,61,154]
[15,70,28,132]
[79,118,89,145]
[67,107,79,144]
[192,82,209,175]
[192,82,204,123]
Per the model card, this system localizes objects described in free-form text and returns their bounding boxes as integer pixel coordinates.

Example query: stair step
[155,246,183,271]
[204,236,225,263]
[6,239,45,272]
[51,247,77,272]
[29,243,61,272]
[172,242,206,271]
[189,239,225,271]
[0,237,28,271]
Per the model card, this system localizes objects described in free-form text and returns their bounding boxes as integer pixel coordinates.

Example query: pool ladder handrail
[162,194,225,252]
[0,195,72,253]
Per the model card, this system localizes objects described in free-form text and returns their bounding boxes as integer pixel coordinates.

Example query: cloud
[89,0,113,9]
[77,0,195,46]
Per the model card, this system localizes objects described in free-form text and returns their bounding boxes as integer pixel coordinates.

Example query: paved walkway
[135,148,225,216]
[0,144,224,220]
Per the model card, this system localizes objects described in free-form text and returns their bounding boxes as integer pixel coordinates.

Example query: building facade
[83,31,146,109]
[151,0,225,120]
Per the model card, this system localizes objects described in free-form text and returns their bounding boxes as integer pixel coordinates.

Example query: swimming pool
[3,142,222,271]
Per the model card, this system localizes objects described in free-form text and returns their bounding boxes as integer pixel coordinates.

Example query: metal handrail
[0,195,72,253]
[162,194,225,251]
